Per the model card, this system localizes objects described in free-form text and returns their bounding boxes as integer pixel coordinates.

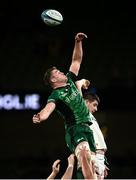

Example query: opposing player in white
[76,79,109,179]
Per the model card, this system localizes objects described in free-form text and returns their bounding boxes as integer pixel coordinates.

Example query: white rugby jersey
[89,113,107,150]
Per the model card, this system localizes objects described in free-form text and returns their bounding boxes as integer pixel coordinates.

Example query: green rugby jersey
[47,71,92,128]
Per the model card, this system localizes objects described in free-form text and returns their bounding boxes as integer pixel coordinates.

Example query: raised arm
[69,32,87,76]
[32,102,56,123]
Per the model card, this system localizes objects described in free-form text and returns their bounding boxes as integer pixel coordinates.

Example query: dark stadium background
[0,0,136,178]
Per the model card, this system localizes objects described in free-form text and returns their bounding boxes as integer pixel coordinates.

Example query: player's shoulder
[89,112,95,119]
[67,71,78,80]
[66,71,72,78]
[48,89,60,99]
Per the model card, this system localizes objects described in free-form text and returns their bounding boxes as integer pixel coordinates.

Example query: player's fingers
[53,159,61,167]
[85,80,90,86]
[57,163,60,170]
[33,119,40,123]
[75,33,87,40]
[83,34,88,38]
[78,33,88,38]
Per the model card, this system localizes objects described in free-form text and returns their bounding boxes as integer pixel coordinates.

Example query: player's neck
[53,82,67,89]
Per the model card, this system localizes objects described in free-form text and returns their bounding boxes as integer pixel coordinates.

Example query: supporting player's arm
[69,32,87,76]
[75,79,90,96]
[32,102,56,123]
[61,154,75,180]
[47,159,61,179]
[80,147,97,180]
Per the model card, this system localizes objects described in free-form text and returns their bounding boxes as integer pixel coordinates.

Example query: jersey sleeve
[66,71,79,83]
[47,91,58,104]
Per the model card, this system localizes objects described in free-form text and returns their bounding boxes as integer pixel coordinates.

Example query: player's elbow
[69,62,80,76]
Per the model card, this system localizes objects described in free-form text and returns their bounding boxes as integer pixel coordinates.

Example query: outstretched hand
[82,79,90,89]
[32,114,40,124]
[75,32,87,41]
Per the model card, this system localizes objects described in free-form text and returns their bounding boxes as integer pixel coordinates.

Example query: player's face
[86,100,98,114]
[51,68,68,82]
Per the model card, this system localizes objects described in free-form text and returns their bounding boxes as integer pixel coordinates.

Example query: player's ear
[50,77,57,83]
[85,99,90,105]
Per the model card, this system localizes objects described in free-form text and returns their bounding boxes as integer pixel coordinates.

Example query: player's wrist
[68,164,74,168]
[52,171,58,175]
[37,113,41,122]
[75,38,81,42]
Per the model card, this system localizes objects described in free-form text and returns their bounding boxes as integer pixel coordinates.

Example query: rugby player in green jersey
[32,32,97,179]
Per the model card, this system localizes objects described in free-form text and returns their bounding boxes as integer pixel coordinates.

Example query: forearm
[72,40,83,63]
[38,102,55,122]
[47,172,57,179]
[75,80,83,96]
[33,103,55,124]
[38,109,49,122]
[69,33,87,76]
[61,165,74,180]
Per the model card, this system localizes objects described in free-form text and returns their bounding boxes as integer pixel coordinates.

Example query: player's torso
[54,79,91,126]
[89,113,107,150]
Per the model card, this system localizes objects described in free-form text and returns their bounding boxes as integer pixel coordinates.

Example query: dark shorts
[65,123,96,153]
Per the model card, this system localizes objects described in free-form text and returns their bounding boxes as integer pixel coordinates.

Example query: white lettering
[0,94,40,110]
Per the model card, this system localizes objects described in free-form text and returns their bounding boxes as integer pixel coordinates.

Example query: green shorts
[65,123,96,153]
